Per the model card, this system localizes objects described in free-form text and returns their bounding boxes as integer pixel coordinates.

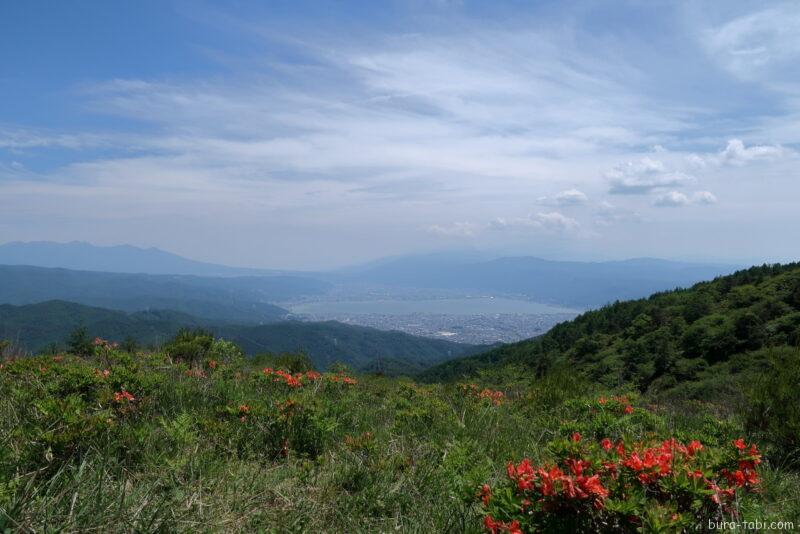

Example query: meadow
[1,339,798,533]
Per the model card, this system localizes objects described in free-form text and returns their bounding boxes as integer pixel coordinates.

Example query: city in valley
[290,311,577,345]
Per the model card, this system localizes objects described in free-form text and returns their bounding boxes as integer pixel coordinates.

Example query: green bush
[162,329,214,366]
[744,347,800,463]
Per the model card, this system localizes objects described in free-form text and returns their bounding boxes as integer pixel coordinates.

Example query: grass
[1,351,799,533]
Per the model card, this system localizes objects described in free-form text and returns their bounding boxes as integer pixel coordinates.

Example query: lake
[288,297,580,316]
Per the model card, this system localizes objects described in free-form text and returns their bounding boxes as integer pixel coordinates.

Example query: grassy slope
[1,353,797,532]
[421,262,800,396]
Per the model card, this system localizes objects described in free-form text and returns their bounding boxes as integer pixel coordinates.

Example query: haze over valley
[0,241,738,345]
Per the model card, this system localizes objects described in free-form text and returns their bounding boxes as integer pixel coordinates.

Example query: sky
[1,0,798,270]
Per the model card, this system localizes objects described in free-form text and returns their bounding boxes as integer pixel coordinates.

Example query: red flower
[686,440,703,456]
[733,438,746,450]
[600,438,613,451]
[578,474,609,498]
[571,432,582,443]
[623,405,634,415]
[113,390,135,403]
[624,452,643,471]
[480,484,492,506]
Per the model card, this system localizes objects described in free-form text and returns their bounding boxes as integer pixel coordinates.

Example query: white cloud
[654,190,717,208]
[689,139,789,167]
[538,188,588,206]
[654,191,690,207]
[703,5,800,81]
[606,158,695,194]
[490,211,579,233]
[427,222,480,237]
[692,190,718,205]
[2,3,799,267]
[718,139,786,165]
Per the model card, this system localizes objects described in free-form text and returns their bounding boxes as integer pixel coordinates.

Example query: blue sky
[1,0,798,269]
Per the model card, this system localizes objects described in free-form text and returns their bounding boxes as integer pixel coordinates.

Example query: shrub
[66,326,94,357]
[480,435,761,533]
[743,347,800,462]
[162,329,214,366]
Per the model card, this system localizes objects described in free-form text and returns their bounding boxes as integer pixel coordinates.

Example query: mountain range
[0,241,740,310]
[343,252,740,308]
[0,241,290,277]
[0,257,341,324]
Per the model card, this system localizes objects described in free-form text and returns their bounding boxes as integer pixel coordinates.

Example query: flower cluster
[262,368,314,387]
[712,439,761,504]
[461,383,505,405]
[596,395,634,415]
[184,369,208,378]
[262,367,304,388]
[93,337,119,350]
[484,516,522,534]
[327,373,357,385]
[481,435,761,532]
[113,390,135,403]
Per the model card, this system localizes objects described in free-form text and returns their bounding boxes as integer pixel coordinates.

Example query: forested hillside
[0,301,479,372]
[423,263,800,399]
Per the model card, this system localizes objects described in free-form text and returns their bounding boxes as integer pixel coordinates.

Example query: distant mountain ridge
[0,241,741,313]
[0,241,285,277]
[351,253,740,308]
[0,300,481,373]
[0,264,295,324]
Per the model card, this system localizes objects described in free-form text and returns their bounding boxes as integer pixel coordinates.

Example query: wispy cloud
[703,4,800,82]
[1,1,798,266]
